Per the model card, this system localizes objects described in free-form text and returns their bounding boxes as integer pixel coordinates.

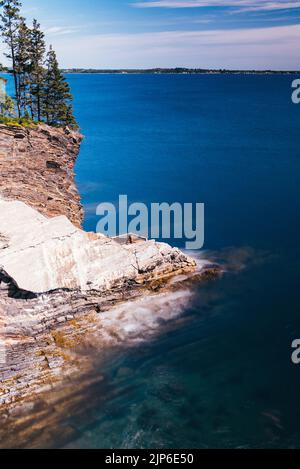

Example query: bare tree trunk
[37,83,41,121]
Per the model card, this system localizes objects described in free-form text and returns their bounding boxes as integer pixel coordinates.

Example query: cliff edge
[0,124,83,228]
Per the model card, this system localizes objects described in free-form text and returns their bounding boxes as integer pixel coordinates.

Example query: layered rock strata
[0,124,83,227]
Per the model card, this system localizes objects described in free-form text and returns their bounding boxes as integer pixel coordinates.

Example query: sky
[2,0,300,69]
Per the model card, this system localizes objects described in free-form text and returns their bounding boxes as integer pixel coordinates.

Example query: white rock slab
[0,197,195,294]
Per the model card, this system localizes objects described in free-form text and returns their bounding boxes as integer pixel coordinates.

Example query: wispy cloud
[133,0,300,12]
[45,26,81,36]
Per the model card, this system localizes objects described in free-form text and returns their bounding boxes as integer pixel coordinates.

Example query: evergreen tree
[42,46,77,128]
[0,0,21,117]
[15,17,30,115]
[29,19,45,121]
[0,1,77,128]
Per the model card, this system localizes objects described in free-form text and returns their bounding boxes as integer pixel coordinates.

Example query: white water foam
[95,289,194,347]
[90,251,214,348]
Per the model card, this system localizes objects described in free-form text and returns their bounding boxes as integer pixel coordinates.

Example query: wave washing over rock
[0,123,219,448]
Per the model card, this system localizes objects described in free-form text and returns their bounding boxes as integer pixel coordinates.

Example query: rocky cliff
[0,124,83,227]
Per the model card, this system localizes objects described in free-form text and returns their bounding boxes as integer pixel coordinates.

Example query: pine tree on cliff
[15,17,31,116]
[42,46,77,128]
[0,0,22,117]
[29,19,45,121]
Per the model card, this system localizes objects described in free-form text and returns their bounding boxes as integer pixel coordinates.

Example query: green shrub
[0,116,38,128]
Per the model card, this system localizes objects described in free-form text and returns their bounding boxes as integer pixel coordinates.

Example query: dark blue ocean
[9,74,300,448]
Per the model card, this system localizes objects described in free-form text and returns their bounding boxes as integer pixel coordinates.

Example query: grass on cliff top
[0,116,38,128]
[0,116,79,131]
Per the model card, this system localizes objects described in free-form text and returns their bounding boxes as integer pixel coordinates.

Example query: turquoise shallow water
[6,74,300,448]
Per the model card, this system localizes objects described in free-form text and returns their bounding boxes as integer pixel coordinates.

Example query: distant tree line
[0,0,77,128]
[61,68,298,75]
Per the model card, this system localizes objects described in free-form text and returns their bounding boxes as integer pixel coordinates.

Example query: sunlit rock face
[0,124,83,228]
[0,196,195,294]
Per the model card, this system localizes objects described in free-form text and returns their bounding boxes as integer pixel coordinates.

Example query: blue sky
[3,0,300,69]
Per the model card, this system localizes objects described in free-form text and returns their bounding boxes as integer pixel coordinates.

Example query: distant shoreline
[60,68,300,75]
[1,68,298,76]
